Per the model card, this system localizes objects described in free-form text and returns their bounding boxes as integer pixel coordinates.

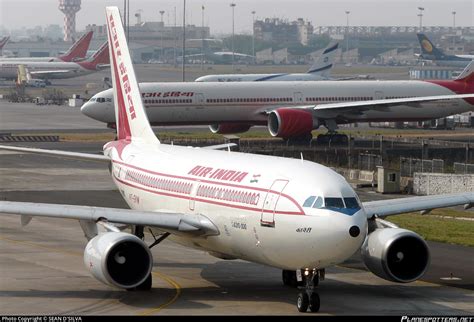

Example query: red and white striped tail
[455,61,474,84]
[105,7,159,144]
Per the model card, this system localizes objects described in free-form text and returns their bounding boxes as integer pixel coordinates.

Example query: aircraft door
[293,92,304,104]
[189,180,200,211]
[375,91,384,100]
[195,93,205,105]
[260,179,288,227]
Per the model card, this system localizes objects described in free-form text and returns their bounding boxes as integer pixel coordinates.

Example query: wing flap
[0,201,219,236]
[363,192,474,218]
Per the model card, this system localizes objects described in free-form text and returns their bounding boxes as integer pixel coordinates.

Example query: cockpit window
[324,197,345,209]
[303,196,316,207]
[97,97,105,103]
[89,97,96,102]
[312,196,323,208]
[344,197,360,209]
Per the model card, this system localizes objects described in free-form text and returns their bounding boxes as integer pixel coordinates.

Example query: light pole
[182,0,186,82]
[418,7,424,32]
[230,3,236,71]
[160,10,165,61]
[201,5,205,70]
[345,11,350,63]
[452,11,456,47]
[252,10,256,64]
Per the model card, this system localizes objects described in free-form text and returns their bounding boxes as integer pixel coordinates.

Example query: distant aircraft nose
[81,99,110,123]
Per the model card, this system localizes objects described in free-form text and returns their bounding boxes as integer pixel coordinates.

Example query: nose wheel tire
[297,292,309,312]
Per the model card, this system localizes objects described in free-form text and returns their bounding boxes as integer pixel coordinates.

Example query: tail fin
[88,42,110,65]
[307,43,338,77]
[417,33,445,58]
[0,36,10,50]
[77,42,110,70]
[59,31,93,62]
[105,7,158,144]
[455,60,474,83]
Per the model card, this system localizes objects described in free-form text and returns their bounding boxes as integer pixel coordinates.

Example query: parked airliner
[416,33,474,67]
[82,61,474,143]
[194,43,338,82]
[1,7,473,313]
[0,41,109,80]
[0,31,93,63]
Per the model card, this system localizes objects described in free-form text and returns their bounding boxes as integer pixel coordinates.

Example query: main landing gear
[316,133,349,145]
[283,269,324,313]
[126,226,170,292]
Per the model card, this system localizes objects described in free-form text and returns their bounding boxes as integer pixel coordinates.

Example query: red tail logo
[59,31,93,62]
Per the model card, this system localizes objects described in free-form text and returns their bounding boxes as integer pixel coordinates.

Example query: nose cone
[324,209,367,265]
[81,100,111,123]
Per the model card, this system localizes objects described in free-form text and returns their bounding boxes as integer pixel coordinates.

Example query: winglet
[59,31,93,62]
[105,7,159,144]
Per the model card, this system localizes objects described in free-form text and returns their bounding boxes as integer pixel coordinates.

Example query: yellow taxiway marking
[0,234,182,314]
[138,271,182,316]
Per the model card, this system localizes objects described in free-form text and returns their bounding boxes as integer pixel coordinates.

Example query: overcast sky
[0,0,472,34]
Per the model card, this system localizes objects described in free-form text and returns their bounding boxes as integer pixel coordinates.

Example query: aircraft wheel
[308,292,320,312]
[297,292,309,312]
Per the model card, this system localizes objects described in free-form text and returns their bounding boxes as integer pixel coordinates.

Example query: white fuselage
[105,140,367,269]
[82,80,474,125]
[0,61,92,79]
[0,57,63,63]
[195,73,327,82]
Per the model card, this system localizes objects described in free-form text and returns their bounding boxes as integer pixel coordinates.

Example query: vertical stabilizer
[105,7,159,144]
[306,43,338,77]
[455,61,474,83]
[59,31,93,62]
[417,33,445,58]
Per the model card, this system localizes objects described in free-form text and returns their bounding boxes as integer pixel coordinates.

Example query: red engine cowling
[268,108,316,139]
[209,123,252,134]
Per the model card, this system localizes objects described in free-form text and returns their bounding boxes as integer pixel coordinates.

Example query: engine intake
[361,228,430,283]
[209,123,252,134]
[84,232,153,289]
[267,108,317,139]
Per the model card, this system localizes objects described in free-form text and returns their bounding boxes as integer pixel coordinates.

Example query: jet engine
[267,108,318,139]
[209,123,252,134]
[84,232,153,289]
[361,228,430,283]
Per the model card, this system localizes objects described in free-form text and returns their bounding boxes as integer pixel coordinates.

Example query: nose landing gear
[295,269,324,313]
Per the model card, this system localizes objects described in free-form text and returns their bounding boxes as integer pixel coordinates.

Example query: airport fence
[400,157,444,177]
[454,162,474,174]
[357,153,382,171]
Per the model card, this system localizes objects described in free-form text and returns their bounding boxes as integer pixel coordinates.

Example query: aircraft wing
[0,201,218,236]
[363,192,474,219]
[312,94,474,116]
[29,70,74,77]
[0,144,109,163]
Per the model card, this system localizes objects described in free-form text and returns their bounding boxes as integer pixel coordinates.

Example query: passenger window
[324,197,344,208]
[344,197,360,209]
[312,197,323,208]
[303,196,316,207]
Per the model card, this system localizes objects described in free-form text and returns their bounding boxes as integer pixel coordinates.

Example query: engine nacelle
[84,232,153,289]
[267,108,318,139]
[209,123,252,134]
[361,228,430,283]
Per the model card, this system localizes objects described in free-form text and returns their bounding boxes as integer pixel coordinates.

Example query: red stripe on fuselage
[111,159,305,215]
[425,80,474,105]
[113,173,304,216]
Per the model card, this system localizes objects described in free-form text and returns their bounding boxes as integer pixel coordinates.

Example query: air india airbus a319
[0,7,473,313]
